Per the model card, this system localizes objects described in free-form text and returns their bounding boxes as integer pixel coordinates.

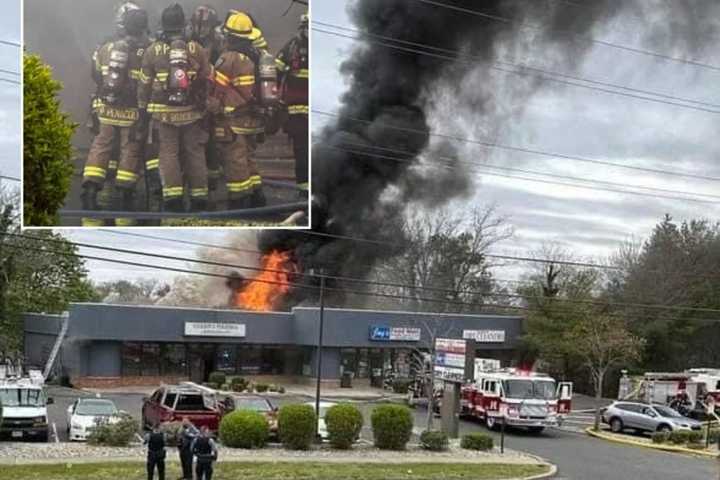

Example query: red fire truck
[461,368,573,433]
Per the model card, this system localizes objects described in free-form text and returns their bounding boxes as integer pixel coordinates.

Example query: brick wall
[72,376,188,389]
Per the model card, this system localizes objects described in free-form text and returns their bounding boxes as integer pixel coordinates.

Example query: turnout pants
[215,125,261,200]
[83,123,142,190]
[157,121,209,206]
[196,460,213,480]
[286,114,308,191]
[146,454,165,480]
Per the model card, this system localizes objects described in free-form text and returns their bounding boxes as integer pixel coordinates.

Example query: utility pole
[314,272,326,439]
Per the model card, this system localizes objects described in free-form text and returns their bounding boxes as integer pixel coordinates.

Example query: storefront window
[238,346,262,375]
[356,348,369,378]
[141,343,160,376]
[121,342,142,376]
[340,348,356,377]
[216,345,237,373]
[161,344,187,376]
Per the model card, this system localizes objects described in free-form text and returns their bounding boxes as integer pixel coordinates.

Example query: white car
[67,398,121,441]
[304,401,337,440]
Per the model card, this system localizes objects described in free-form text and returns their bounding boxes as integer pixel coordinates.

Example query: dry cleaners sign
[184,322,246,338]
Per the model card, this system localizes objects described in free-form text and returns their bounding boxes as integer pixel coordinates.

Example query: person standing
[178,417,199,480]
[137,3,212,213]
[191,425,218,480]
[276,13,309,197]
[144,423,166,480]
[81,6,150,225]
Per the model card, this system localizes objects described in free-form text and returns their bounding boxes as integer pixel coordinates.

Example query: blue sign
[369,325,391,341]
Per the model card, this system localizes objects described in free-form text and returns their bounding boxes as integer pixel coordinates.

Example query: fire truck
[460,368,573,433]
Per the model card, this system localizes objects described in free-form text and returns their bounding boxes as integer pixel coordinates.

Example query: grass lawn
[2,461,550,480]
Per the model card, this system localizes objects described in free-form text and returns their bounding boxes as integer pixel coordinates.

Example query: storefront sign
[462,329,506,343]
[434,337,475,383]
[369,325,421,341]
[184,322,246,337]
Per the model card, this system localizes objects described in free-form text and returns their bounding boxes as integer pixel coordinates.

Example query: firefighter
[189,5,224,206]
[138,3,212,213]
[81,6,150,226]
[192,425,218,480]
[276,13,309,196]
[208,11,267,210]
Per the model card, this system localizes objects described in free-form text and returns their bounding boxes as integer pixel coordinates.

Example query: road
[42,388,718,479]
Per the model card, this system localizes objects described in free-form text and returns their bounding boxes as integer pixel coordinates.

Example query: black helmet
[161,3,185,33]
[191,5,219,39]
[122,8,148,37]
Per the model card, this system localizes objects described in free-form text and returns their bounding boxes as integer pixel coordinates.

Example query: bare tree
[370,205,513,313]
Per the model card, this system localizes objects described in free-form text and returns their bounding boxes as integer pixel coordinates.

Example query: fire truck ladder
[43,311,69,381]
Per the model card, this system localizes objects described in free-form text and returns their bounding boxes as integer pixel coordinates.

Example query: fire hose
[60,201,307,220]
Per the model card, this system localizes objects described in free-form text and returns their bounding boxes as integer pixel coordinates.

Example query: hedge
[461,432,494,451]
[420,430,448,451]
[87,413,138,447]
[392,378,413,394]
[230,377,248,392]
[208,372,226,387]
[219,410,269,449]
[278,404,316,450]
[370,404,413,450]
[325,403,363,449]
[23,53,77,226]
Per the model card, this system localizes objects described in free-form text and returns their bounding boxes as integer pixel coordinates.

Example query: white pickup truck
[0,377,53,442]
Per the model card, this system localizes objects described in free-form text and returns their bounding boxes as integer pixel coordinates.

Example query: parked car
[226,394,278,436]
[0,377,53,442]
[66,397,121,441]
[602,401,703,433]
[304,401,337,440]
[142,384,224,432]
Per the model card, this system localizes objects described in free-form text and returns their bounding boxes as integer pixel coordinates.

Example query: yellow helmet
[223,11,260,40]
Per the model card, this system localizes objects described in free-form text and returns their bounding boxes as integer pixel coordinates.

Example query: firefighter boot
[114,187,137,227]
[81,183,101,210]
[190,198,208,213]
[163,197,185,213]
[249,188,267,208]
[228,196,251,211]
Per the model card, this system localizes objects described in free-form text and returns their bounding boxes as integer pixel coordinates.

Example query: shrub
[370,404,413,450]
[707,429,720,445]
[23,53,77,226]
[669,430,691,445]
[686,431,703,444]
[206,382,220,390]
[208,372,226,386]
[87,413,138,446]
[219,410,269,449]
[278,404,316,450]
[325,403,363,449]
[420,430,448,451]
[277,386,286,394]
[230,377,248,392]
[461,432,494,451]
[159,421,183,447]
[392,378,413,394]
[255,383,269,393]
[651,431,671,444]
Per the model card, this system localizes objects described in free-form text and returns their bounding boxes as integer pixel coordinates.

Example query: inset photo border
[22,0,310,229]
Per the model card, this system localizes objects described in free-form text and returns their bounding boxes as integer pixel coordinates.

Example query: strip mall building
[24,303,523,388]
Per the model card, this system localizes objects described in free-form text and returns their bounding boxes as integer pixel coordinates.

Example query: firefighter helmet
[114,2,140,33]
[122,8,148,37]
[191,5,220,39]
[223,11,261,41]
[161,3,186,33]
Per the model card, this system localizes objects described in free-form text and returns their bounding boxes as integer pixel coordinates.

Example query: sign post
[434,338,475,438]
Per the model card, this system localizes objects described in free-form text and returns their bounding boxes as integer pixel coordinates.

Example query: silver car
[602,401,703,433]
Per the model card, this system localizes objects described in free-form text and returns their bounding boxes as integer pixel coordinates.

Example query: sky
[0,0,20,180]
[8,0,720,285]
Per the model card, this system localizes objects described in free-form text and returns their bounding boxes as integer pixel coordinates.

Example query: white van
[0,377,52,441]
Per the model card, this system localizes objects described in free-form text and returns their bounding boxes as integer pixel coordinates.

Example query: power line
[312,25,720,117]
[7,233,720,321]
[313,20,720,112]
[0,175,20,182]
[313,109,720,183]
[325,142,720,205]
[0,68,19,77]
[410,0,720,73]
[0,39,20,48]
[0,78,20,86]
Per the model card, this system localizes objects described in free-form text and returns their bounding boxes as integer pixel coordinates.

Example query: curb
[520,463,557,480]
[585,428,719,458]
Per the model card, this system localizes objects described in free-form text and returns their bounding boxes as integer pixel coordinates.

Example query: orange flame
[235,251,295,311]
